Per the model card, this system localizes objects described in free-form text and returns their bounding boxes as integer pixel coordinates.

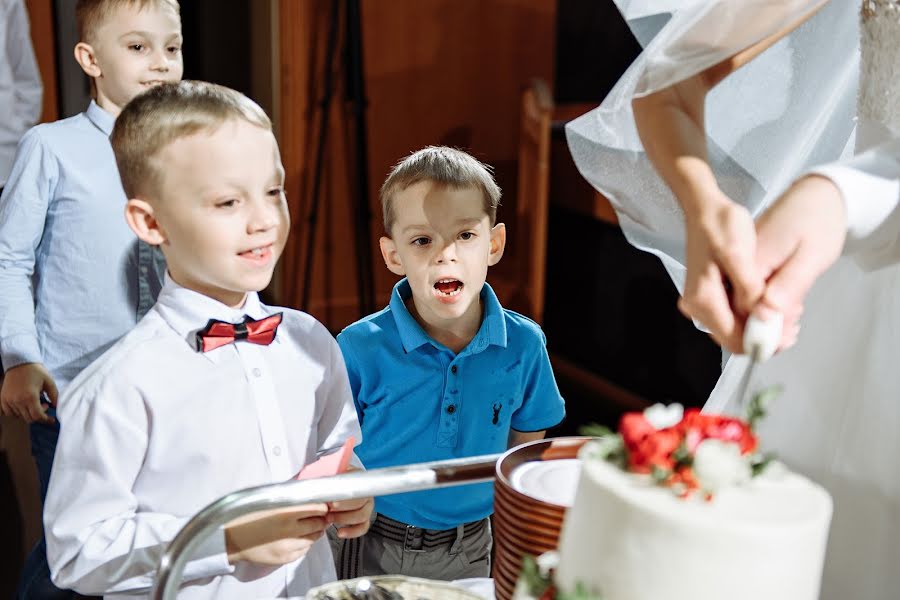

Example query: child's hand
[225,504,329,566]
[327,497,374,539]
[0,362,57,424]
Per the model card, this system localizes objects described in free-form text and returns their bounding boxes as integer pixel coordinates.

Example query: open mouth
[433,279,464,297]
[141,80,166,87]
[238,245,272,263]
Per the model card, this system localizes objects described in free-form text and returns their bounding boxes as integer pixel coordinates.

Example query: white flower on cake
[693,439,752,493]
[642,402,684,429]
[536,551,560,574]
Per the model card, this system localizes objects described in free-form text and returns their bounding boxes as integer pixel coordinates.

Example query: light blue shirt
[0,101,164,392]
[338,278,565,530]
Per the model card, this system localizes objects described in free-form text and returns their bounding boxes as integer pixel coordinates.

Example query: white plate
[508,459,582,507]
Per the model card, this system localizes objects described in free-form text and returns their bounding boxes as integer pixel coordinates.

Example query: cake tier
[556,456,832,600]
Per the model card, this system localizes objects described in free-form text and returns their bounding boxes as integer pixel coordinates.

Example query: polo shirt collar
[85,100,115,137]
[154,273,273,361]
[389,278,507,354]
[390,279,432,352]
[477,281,507,350]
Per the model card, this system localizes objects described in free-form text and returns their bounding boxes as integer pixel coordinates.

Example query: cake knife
[736,312,784,407]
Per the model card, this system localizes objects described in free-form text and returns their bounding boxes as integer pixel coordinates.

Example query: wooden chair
[495,80,650,414]
[494,79,621,325]
[490,79,553,325]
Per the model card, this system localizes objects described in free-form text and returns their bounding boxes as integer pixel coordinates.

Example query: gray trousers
[328,513,492,581]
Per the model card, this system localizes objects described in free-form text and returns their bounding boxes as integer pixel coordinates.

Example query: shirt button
[273,446,282,456]
[450,365,458,374]
[446,404,456,414]
[252,368,262,377]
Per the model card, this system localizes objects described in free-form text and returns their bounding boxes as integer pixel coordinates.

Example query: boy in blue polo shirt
[331,146,565,580]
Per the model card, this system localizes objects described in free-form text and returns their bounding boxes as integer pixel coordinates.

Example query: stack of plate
[492,437,589,600]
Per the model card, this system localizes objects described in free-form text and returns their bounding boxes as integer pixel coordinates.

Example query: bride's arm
[751,137,900,351]
[632,72,762,352]
[830,137,900,268]
[629,0,829,353]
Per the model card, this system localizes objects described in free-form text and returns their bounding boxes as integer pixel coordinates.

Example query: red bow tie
[195,313,283,352]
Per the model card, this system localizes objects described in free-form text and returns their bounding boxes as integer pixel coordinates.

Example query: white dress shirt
[812,136,900,271]
[44,277,362,599]
[0,0,42,186]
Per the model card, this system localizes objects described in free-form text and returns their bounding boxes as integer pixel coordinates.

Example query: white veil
[566,0,860,290]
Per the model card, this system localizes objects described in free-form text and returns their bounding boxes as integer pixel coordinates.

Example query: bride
[566,1,899,598]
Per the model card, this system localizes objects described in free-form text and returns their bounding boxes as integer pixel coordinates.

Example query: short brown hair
[111,80,272,199]
[76,0,180,43]
[380,146,502,235]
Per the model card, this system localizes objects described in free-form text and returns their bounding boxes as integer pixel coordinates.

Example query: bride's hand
[754,175,846,351]
[679,192,765,353]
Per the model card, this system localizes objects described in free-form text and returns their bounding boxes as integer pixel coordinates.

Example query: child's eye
[459,231,475,241]
[411,237,430,247]
[216,199,238,208]
[267,187,284,197]
[167,45,181,54]
[129,44,145,52]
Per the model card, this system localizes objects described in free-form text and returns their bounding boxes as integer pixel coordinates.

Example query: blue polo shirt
[337,278,565,530]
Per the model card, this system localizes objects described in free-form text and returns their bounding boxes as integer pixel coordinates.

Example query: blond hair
[380,146,502,235]
[76,0,180,43]
[111,80,272,199]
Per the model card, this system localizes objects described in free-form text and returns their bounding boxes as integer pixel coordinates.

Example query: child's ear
[125,199,167,246]
[73,42,101,78]
[379,236,406,276]
[488,222,506,266]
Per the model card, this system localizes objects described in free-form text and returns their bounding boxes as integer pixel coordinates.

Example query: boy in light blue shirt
[0,1,183,597]
[331,146,565,580]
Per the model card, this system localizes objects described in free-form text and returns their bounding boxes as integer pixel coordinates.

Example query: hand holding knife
[737,312,784,407]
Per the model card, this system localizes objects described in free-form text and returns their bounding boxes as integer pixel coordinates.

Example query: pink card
[296,437,356,480]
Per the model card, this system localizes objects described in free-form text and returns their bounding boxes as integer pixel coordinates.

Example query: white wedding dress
[566,1,900,598]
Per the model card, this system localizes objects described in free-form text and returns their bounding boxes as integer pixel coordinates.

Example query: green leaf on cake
[746,385,782,429]
[579,424,627,468]
[651,465,670,484]
[519,555,605,600]
[579,424,613,438]
[521,555,552,596]
[750,452,777,476]
[672,440,692,468]
[557,581,605,600]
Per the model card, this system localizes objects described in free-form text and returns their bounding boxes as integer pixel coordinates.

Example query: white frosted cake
[555,437,833,600]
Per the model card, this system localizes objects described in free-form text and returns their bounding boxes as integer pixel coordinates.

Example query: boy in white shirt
[43,81,372,599]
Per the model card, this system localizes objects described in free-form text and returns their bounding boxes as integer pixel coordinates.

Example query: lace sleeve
[858,0,900,150]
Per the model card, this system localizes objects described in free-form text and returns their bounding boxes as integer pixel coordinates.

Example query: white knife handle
[743,312,783,362]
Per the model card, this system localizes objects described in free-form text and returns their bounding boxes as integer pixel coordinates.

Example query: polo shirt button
[446,404,456,414]
[451,365,458,374]
[273,446,282,456]
[252,368,262,378]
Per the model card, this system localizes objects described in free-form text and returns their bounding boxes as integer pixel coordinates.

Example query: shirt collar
[389,278,507,354]
[85,100,116,137]
[154,273,272,358]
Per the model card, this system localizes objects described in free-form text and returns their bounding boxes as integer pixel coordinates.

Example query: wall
[278,0,557,330]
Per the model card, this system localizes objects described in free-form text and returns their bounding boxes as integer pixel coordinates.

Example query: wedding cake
[554,401,833,600]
